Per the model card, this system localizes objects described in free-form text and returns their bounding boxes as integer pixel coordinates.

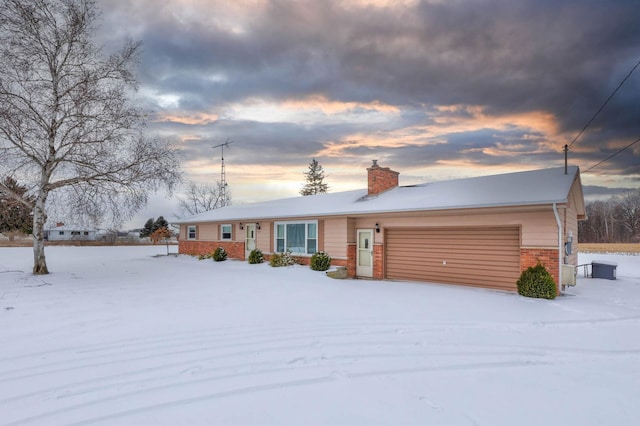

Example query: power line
[584,136,640,173]
[568,57,640,148]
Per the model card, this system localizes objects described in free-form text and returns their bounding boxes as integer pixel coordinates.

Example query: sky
[94,0,640,228]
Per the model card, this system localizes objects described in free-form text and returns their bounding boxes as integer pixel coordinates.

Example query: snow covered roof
[174,166,582,224]
[46,224,97,232]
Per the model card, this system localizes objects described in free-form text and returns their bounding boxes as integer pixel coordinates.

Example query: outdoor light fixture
[256,222,261,230]
[375,223,380,233]
[239,223,244,230]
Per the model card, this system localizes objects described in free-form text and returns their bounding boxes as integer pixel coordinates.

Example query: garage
[385,226,521,291]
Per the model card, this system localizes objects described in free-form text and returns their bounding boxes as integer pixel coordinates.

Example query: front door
[356,229,374,277]
[245,224,256,259]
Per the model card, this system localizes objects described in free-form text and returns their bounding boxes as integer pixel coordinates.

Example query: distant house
[174,162,585,294]
[46,223,97,241]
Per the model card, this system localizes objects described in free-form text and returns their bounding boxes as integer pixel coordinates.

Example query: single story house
[175,161,585,294]
[45,222,98,241]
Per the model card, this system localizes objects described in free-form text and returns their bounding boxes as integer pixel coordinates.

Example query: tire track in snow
[3,320,639,425]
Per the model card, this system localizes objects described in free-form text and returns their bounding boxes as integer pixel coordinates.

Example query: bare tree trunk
[32,190,49,275]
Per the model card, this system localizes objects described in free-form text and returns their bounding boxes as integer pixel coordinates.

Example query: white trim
[356,229,374,277]
[220,224,232,240]
[553,203,563,293]
[187,225,197,240]
[274,220,318,255]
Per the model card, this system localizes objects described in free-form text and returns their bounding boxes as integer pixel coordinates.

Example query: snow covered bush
[269,251,296,267]
[248,249,264,264]
[517,263,556,299]
[213,247,227,262]
[310,251,331,271]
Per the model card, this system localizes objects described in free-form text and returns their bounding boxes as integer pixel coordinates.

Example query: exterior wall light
[239,223,244,230]
[256,222,261,230]
[375,223,380,233]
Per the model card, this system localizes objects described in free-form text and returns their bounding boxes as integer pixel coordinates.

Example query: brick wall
[520,248,560,292]
[367,160,399,195]
[373,244,384,279]
[179,240,245,260]
[346,244,356,278]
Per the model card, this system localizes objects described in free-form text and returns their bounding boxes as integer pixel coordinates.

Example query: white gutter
[553,203,563,294]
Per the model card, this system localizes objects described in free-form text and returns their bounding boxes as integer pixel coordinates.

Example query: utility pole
[212,139,234,206]
[563,144,568,175]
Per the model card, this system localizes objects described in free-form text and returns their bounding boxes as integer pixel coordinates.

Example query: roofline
[173,199,570,225]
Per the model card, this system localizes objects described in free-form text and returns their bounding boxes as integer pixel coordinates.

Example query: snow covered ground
[1,246,639,426]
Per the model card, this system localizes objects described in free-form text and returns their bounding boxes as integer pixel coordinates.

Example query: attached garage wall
[385,226,521,291]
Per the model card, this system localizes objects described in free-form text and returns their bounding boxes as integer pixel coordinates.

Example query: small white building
[46,223,97,241]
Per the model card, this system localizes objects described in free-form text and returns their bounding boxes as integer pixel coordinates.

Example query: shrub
[248,248,264,264]
[269,251,297,267]
[310,251,331,271]
[212,247,227,262]
[517,263,557,299]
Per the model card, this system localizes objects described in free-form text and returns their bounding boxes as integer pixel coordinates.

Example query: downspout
[553,203,563,294]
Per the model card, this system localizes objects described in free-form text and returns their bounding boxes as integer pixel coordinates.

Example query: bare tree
[177,181,231,217]
[0,0,181,274]
[615,190,640,242]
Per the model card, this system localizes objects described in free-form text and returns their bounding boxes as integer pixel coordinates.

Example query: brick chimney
[367,160,399,195]
[56,222,64,227]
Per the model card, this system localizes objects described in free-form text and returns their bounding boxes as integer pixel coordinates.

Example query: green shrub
[212,247,227,262]
[248,248,264,264]
[310,251,331,271]
[517,263,557,299]
[269,251,297,267]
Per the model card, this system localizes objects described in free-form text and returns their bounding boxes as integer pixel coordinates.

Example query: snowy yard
[1,246,639,426]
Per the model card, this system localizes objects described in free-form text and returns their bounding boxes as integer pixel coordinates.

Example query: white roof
[174,166,581,224]
[47,224,96,232]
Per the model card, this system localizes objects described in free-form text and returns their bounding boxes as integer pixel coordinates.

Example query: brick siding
[373,244,384,279]
[520,248,560,293]
[179,240,245,259]
[346,244,357,278]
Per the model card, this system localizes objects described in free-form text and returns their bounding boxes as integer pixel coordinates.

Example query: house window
[83,231,89,236]
[59,231,64,236]
[71,231,80,236]
[274,221,318,255]
[187,225,196,240]
[221,224,232,240]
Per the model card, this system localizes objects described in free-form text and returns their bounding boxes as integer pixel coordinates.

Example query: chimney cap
[371,159,378,167]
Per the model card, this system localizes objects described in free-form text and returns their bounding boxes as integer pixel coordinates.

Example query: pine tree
[140,218,154,238]
[0,177,35,239]
[154,216,169,232]
[300,158,329,196]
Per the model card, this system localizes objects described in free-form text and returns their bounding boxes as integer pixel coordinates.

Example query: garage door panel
[385,226,520,291]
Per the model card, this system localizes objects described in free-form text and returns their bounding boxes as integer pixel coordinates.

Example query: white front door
[245,224,256,258]
[356,229,374,277]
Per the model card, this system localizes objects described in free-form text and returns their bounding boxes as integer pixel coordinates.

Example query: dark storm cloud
[98,0,640,194]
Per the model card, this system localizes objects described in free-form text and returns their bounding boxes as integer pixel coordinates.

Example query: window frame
[274,220,318,255]
[187,225,197,240]
[220,224,232,240]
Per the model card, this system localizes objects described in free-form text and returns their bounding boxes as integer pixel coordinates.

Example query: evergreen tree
[0,177,34,238]
[140,218,154,238]
[154,216,169,232]
[300,158,329,196]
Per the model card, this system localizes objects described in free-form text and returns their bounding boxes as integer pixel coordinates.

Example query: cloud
[95,0,640,218]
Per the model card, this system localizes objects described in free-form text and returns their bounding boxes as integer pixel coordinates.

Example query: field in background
[578,243,640,254]
[0,239,177,248]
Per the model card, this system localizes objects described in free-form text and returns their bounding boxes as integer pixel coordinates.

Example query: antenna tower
[212,138,234,206]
